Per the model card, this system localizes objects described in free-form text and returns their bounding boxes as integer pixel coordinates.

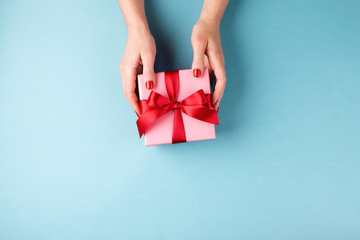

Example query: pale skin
[118,0,229,116]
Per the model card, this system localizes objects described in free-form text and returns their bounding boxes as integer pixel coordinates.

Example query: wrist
[127,22,151,36]
[198,0,229,27]
[198,13,221,28]
[126,18,150,35]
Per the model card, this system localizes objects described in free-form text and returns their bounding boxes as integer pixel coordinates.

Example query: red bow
[136,70,219,144]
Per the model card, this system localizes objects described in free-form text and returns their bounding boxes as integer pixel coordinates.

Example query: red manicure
[145,81,154,90]
[193,68,201,78]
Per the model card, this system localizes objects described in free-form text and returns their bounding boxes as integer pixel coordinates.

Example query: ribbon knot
[172,101,181,110]
[137,70,219,144]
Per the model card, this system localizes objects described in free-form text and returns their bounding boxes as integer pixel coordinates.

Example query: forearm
[199,0,229,26]
[117,0,149,33]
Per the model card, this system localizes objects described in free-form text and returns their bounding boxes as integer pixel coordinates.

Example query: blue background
[1,0,360,239]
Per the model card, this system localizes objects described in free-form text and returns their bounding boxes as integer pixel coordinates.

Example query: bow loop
[180,89,209,106]
[146,91,173,108]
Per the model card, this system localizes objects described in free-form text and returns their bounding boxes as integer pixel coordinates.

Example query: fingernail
[145,81,154,90]
[135,111,140,117]
[193,68,201,78]
[216,107,220,113]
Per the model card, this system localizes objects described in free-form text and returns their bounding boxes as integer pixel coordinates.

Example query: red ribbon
[136,70,219,144]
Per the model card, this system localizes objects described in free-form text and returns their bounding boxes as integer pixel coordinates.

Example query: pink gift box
[137,68,217,146]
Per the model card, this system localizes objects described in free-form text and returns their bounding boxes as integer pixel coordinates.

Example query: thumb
[191,39,206,78]
[141,52,156,90]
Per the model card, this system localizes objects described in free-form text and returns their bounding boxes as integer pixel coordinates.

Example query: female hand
[118,0,156,116]
[119,27,156,116]
[191,0,229,112]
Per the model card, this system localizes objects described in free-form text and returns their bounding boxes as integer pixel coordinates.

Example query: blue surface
[1,0,360,239]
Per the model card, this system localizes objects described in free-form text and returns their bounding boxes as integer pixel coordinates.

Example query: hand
[119,27,156,116]
[191,18,226,112]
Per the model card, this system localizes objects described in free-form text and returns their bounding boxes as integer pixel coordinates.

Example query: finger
[120,65,141,116]
[191,36,206,78]
[204,55,212,73]
[213,91,223,112]
[208,49,226,111]
[141,50,156,90]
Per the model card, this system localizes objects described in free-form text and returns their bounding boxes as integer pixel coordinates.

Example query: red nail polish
[146,81,154,90]
[193,68,201,78]
[135,111,140,117]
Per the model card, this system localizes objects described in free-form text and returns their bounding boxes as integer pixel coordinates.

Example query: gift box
[137,68,219,146]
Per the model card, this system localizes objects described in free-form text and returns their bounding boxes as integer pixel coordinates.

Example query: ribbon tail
[172,109,187,144]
